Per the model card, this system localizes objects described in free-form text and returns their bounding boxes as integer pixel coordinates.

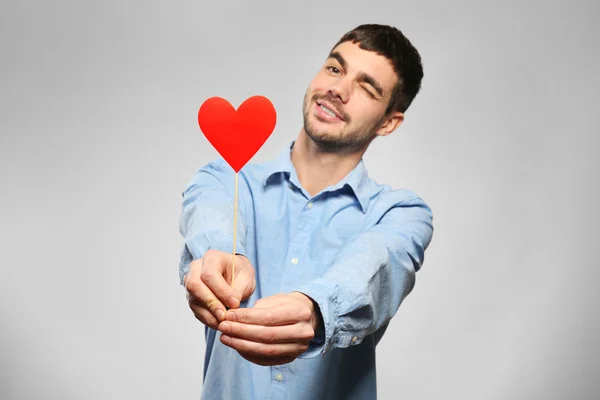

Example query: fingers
[185,258,227,323]
[217,294,317,366]
[218,321,314,344]
[220,334,309,358]
[188,294,219,330]
[184,258,203,295]
[251,295,282,309]
[231,257,256,302]
[226,302,312,326]
[184,250,258,331]
[186,277,226,322]
[201,250,239,309]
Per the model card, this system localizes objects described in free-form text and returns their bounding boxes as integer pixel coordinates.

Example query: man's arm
[295,194,433,357]
[179,158,255,327]
[218,193,433,363]
[179,157,248,285]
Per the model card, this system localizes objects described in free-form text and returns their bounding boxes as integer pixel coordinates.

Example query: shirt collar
[340,159,371,213]
[263,140,371,213]
[262,141,295,185]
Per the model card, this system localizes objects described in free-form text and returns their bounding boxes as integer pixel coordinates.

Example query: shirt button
[275,373,284,381]
[306,202,313,209]
[351,336,358,344]
[291,257,299,265]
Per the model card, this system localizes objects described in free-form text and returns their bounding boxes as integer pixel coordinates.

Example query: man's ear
[376,112,404,137]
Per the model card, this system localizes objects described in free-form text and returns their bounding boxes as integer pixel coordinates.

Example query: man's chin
[305,130,348,152]
[305,129,338,144]
[305,126,375,155]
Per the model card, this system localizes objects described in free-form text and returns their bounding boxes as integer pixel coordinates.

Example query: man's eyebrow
[357,72,384,97]
[327,51,347,70]
[327,51,384,97]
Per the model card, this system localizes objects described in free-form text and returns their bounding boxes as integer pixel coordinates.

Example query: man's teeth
[319,104,337,117]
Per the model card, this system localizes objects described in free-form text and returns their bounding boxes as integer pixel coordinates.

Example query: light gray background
[1,1,598,399]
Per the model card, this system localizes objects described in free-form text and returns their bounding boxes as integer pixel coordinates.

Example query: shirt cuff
[294,281,336,358]
[295,279,374,358]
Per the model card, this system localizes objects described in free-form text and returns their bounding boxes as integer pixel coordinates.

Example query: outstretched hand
[184,249,256,330]
[218,292,322,366]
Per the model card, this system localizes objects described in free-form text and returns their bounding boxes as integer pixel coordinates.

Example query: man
[179,24,434,399]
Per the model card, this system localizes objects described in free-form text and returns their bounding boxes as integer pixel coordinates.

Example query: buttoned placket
[270,365,288,399]
[272,366,286,383]
[287,199,316,268]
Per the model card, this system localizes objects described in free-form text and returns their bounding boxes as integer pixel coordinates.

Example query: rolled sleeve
[296,196,433,357]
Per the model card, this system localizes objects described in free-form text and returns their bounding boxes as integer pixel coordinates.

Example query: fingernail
[219,321,230,332]
[221,334,231,345]
[229,297,240,309]
[216,309,225,321]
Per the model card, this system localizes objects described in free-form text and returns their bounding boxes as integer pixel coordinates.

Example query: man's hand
[217,292,321,366]
[184,249,256,330]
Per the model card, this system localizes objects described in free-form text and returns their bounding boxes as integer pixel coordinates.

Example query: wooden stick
[231,172,239,289]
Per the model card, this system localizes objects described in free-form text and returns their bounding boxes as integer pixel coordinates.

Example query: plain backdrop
[1,1,598,399]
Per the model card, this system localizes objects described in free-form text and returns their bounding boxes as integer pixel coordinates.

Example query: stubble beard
[302,90,381,155]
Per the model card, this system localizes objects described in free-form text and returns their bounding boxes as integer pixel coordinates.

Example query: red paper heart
[198,96,277,172]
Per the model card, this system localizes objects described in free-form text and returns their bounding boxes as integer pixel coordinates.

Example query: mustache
[311,93,349,121]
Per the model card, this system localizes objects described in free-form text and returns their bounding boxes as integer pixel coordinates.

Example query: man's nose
[328,76,351,103]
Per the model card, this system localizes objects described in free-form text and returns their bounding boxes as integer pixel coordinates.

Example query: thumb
[231,264,256,305]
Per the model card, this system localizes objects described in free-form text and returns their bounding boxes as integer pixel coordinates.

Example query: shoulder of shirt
[366,177,433,213]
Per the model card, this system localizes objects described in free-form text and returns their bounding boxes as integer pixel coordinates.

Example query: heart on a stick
[198,96,277,172]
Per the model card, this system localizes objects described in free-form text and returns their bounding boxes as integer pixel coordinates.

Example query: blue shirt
[179,141,434,399]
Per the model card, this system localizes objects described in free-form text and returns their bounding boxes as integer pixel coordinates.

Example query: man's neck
[291,130,366,197]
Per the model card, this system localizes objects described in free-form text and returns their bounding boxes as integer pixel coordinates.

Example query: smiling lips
[315,100,344,121]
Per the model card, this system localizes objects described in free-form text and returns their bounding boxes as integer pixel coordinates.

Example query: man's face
[302,40,401,153]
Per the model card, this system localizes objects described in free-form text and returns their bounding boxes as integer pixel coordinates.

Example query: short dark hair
[330,24,424,114]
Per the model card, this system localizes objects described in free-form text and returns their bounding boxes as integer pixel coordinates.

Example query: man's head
[302,24,423,154]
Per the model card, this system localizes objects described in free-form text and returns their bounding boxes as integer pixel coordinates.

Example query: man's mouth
[315,100,344,121]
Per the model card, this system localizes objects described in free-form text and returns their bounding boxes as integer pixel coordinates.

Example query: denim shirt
[179,142,434,399]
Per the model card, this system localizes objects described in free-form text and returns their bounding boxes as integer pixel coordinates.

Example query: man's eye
[327,66,340,74]
[362,86,375,98]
